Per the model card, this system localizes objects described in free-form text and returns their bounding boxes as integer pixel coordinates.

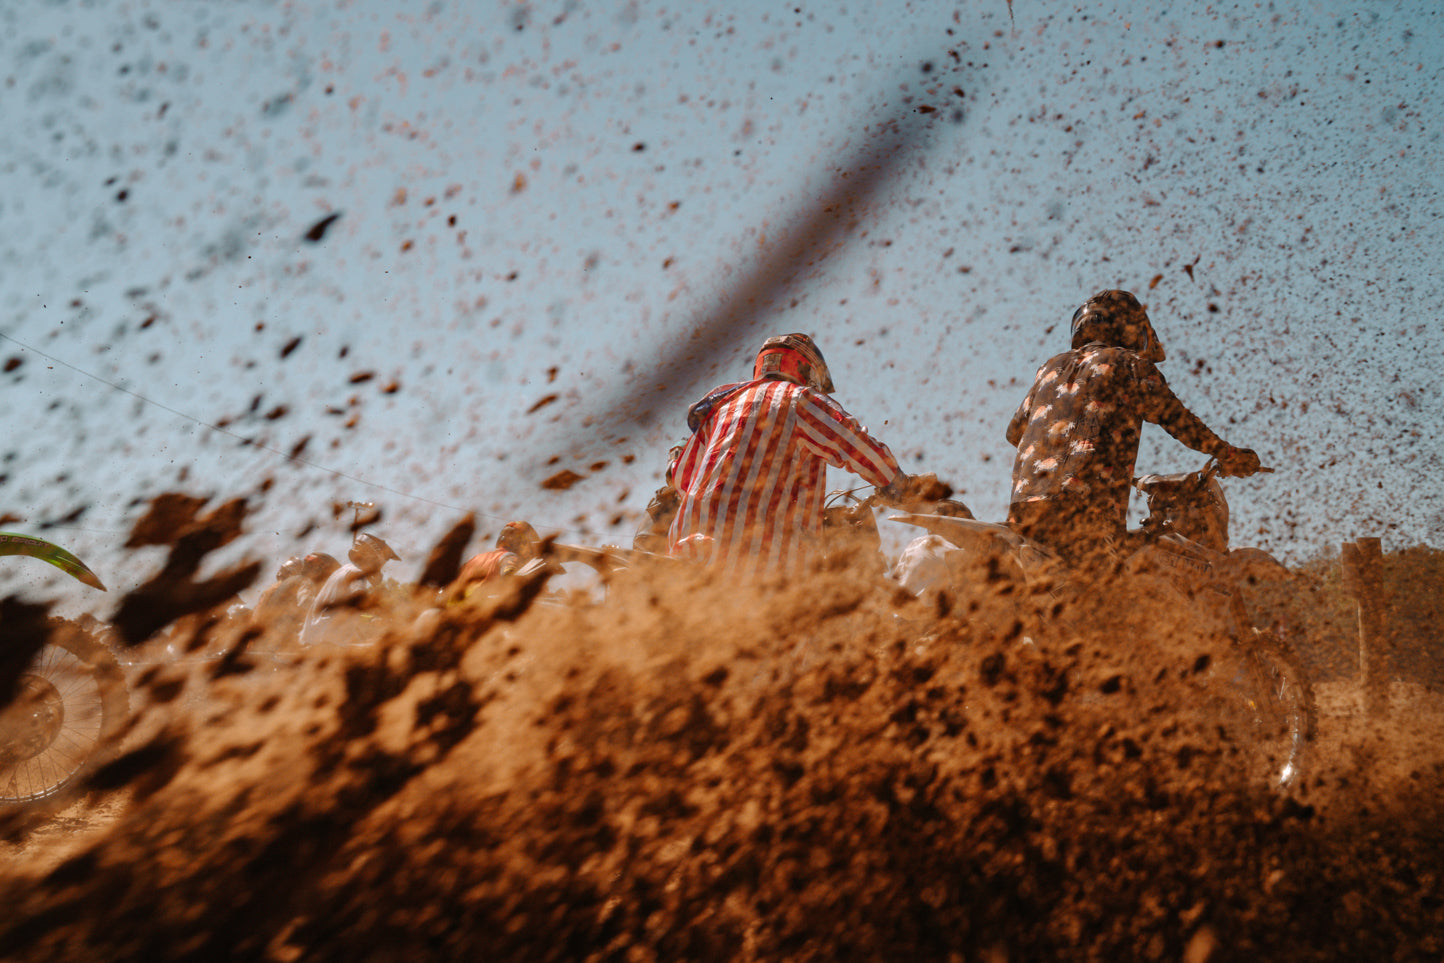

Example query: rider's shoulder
[686,381,751,431]
[1074,343,1163,375]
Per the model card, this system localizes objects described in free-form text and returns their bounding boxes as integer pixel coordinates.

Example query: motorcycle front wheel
[0,620,130,806]
[1226,630,1317,791]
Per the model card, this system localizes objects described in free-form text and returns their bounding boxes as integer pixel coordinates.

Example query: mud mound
[1,563,1441,961]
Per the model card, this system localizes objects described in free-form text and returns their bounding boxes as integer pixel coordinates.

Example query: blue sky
[1,0,1440,607]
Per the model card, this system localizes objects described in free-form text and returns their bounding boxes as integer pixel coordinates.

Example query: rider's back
[1006,343,1165,521]
[670,378,899,579]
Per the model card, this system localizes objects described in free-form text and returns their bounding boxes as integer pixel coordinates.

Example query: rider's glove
[876,473,915,507]
[877,472,952,507]
[1216,446,1262,477]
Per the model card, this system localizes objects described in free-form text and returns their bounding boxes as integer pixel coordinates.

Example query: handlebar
[825,484,974,520]
[1198,458,1274,484]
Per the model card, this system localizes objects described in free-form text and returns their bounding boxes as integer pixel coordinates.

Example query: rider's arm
[1005,381,1039,448]
[792,390,901,489]
[1136,360,1228,456]
[1135,360,1261,476]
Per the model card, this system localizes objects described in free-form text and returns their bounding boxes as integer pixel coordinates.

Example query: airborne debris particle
[527,394,560,414]
[280,336,302,359]
[417,514,475,589]
[1149,273,1164,289]
[3,357,21,373]
[303,213,342,243]
[542,469,585,491]
[349,371,375,384]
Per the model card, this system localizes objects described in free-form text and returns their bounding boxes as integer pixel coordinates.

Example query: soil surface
[2,566,1441,962]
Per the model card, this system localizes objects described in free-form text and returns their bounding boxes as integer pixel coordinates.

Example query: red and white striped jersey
[668,379,901,579]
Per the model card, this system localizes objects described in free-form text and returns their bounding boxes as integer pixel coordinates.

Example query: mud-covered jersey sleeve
[1131,358,1228,456]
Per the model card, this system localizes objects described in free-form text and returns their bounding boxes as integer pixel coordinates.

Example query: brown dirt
[1,564,1441,962]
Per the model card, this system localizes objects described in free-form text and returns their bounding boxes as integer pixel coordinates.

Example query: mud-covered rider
[633,444,685,554]
[253,551,340,643]
[1005,289,1261,564]
[299,533,401,645]
[667,333,929,580]
[448,521,545,601]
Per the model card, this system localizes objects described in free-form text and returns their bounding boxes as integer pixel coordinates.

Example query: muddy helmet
[349,533,400,570]
[302,552,341,582]
[275,556,306,582]
[1069,289,1166,363]
[495,520,541,557]
[754,333,835,393]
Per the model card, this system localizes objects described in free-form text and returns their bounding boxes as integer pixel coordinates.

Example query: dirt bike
[1,533,130,807]
[540,482,968,595]
[887,460,1317,791]
[823,485,974,581]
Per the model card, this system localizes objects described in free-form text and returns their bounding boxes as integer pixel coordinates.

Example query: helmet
[1069,290,1166,363]
[276,556,306,582]
[302,552,341,582]
[349,533,400,570]
[496,521,541,557]
[754,333,835,393]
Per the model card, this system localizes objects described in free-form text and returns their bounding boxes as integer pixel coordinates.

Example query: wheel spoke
[1,630,130,805]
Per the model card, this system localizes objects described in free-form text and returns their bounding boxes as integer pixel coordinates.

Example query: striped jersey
[668,378,901,579]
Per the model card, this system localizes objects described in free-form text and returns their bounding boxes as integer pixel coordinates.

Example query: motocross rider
[299,533,401,645]
[1005,289,1261,564]
[449,521,546,601]
[667,332,928,580]
[252,552,339,644]
[633,443,685,553]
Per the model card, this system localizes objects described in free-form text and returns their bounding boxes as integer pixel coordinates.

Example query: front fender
[0,532,106,591]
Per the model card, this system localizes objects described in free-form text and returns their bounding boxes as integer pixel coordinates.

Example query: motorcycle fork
[1220,588,1287,726]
